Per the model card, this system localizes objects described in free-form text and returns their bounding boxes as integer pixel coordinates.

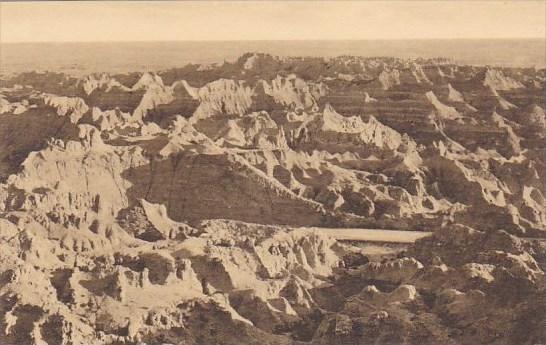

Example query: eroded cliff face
[0,54,544,345]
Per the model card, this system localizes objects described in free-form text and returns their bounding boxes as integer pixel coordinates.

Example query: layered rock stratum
[0,53,544,345]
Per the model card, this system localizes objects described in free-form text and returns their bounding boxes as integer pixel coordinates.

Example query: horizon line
[1,37,545,44]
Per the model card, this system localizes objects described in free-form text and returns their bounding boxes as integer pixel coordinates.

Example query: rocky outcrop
[81,73,131,96]
[426,91,463,121]
[0,94,29,115]
[42,94,89,123]
[446,83,465,103]
[294,103,405,152]
[262,74,326,110]
[213,111,289,149]
[490,111,522,155]
[1,127,148,228]
[481,68,525,91]
[377,68,401,90]
[87,106,131,131]
[192,79,254,120]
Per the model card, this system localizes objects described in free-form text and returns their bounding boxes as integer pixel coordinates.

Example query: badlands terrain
[0,53,545,345]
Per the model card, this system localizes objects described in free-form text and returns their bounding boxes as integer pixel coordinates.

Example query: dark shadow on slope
[121,151,328,227]
[0,108,80,181]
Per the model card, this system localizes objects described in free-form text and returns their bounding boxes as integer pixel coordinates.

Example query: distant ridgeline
[0,39,544,76]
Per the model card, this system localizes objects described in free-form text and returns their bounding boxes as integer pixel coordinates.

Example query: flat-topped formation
[306,227,433,243]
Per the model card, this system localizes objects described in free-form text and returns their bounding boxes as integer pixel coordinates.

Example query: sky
[1,1,545,43]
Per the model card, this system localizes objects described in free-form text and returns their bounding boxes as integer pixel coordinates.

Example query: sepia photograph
[0,1,545,344]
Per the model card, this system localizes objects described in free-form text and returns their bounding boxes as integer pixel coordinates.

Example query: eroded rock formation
[0,53,544,344]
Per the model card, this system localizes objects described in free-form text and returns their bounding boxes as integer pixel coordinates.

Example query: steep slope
[125,149,327,226]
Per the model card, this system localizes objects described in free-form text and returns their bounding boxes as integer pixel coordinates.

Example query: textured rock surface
[0,54,544,344]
